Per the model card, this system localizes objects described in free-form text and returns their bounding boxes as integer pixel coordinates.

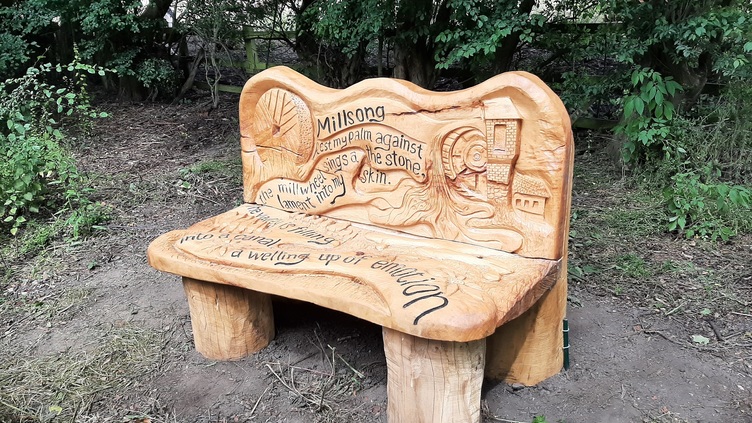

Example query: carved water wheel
[253,88,314,165]
[441,127,487,180]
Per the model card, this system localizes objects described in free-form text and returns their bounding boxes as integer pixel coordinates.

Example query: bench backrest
[239,67,573,261]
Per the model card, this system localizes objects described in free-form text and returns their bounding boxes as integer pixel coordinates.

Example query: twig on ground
[707,319,724,342]
[248,384,272,416]
[484,416,528,423]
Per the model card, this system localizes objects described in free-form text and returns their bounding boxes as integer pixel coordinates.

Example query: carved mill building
[483,98,550,218]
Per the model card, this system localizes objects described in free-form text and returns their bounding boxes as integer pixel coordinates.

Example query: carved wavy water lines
[358,174,421,211]
[373,136,491,242]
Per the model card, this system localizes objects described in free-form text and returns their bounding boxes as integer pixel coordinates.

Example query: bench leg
[382,327,485,423]
[485,275,566,385]
[182,277,275,360]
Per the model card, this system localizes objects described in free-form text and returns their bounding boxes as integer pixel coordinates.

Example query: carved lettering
[246,250,309,266]
[316,106,385,137]
[319,254,341,266]
[359,167,389,185]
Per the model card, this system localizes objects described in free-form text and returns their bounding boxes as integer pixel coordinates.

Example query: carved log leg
[382,327,486,423]
[485,274,566,385]
[182,277,274,360]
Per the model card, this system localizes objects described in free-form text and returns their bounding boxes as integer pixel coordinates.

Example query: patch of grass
[181,159,227,175]
[15,220,65,257]
[66,201,113,240]
[600,202,667,238]
[179,157,242,179]
[173,157,244,205]
[0,324,164,422]
[659,260,696,276]
[615,253,651,279]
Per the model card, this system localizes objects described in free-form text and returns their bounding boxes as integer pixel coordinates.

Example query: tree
[434,0,540,76]
[0,0,179,99]
[604,0,752,109]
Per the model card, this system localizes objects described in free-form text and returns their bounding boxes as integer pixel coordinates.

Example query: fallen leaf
[691,334,710,345]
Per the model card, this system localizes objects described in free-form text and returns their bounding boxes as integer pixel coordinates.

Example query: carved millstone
[148,66,574,423]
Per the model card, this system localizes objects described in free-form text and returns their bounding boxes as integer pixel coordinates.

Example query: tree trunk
[139,0,173,21]
[646,43,712,111]
[393,44,436,88]
[492,0,536,73]
[55,17,75,65]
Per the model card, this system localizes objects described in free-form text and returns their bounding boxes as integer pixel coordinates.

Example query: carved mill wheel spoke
[254,88,314,165]
[441,127,487,179]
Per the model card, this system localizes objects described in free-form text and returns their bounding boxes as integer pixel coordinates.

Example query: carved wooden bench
[147,66,573,423]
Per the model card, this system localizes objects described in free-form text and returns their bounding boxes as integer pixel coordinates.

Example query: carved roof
[483,98,522,120]
[512,174,550,198]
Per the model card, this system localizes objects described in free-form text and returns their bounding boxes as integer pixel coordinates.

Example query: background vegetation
[1,0,751,240]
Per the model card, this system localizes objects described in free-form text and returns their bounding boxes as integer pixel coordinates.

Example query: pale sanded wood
[148,67,574,389]
[149,205,560,342]
[239,67,573,261]
[485,273,567,385]
[383,327,485,423]
[485,136,574,385]
[183,277,274,360]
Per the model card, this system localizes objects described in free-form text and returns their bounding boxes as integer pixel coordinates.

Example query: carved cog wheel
[253,88,314,165]
[441,127,487,179]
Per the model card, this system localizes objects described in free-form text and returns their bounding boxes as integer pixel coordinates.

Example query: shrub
[663,165,751,241]
[0,60,107,235]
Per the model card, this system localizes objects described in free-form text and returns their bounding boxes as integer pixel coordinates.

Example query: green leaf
[665,104,673,120]
[655,103,664,119]
[624,98,634,117]
[691,334,709,345]
[634,98,645,116]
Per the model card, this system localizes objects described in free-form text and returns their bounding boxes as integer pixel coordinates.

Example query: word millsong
[316,106,385,137]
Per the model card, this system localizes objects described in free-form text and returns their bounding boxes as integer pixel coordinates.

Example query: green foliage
[0,59,107,235]
[136,58,179,100]
[307,0,391,59]
[663,165,751,241]
[66,201,112,240]
[0,0,180,99]
[532,416,549,423]
[434,0,544,71]
[617,67,682,163]
[668,81,752,185]
[0,1,56,79]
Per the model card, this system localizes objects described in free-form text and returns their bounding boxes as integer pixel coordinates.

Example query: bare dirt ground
[1,96,751,423]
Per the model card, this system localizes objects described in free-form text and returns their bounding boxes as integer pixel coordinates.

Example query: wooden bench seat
[149,203,560,342]
[147,66,573,423]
